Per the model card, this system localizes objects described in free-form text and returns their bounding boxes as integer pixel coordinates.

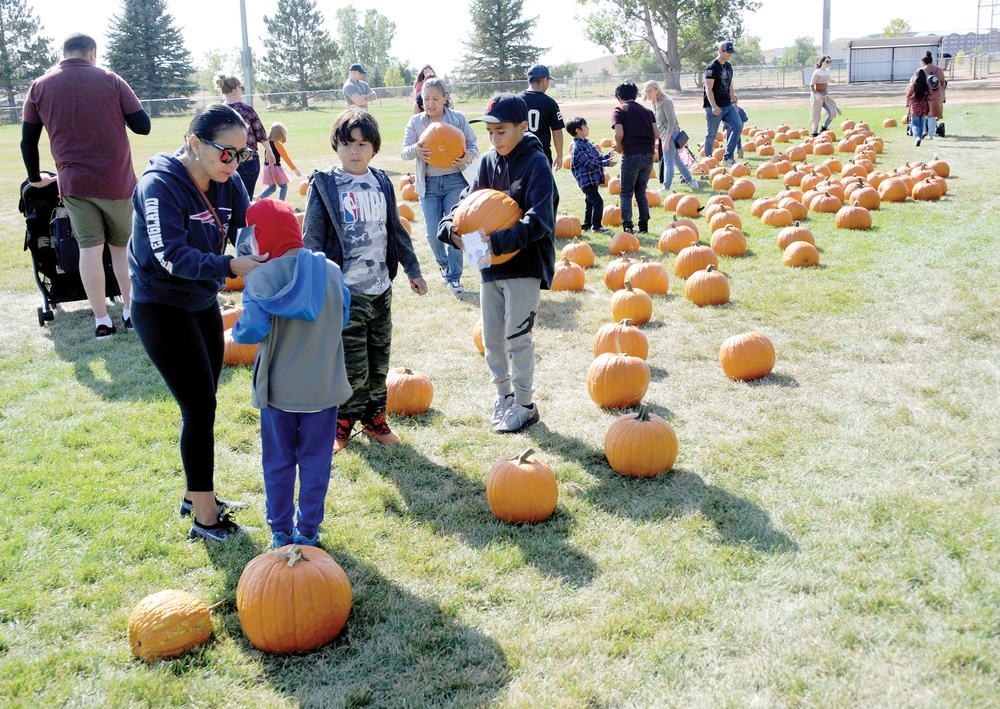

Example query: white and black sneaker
[439,266,449,284]
[490,394,514,426]
[179,496,249,518]
[447,279,465,295]
[189,514,245,542]
[493,402,540,434]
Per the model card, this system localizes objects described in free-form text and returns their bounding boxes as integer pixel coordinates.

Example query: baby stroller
[18,174,120,326]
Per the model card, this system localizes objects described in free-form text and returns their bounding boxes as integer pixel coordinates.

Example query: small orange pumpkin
[561,238,594,269]
[223,328,257,366]
[782,241,821,267]
[624,257,669,295]
[593,318,649,360]
[555,212,583,238]
[835,205,872,230]
[419,122,466,168]
[609,230,640,256]
[602,203,623,227]
[728,178,756,200]
[486,448,558,524]
[685,264,730,306]
[587,352,651,409]
[386,367,434,415]
[720,331,775,381]
[610,281,653,324]
[603,255,635,291]
[675,242,719,278]
[604,403,678,478]
[776,222,815,250]
[397,202,415,221]
[128,590,214,663]
[710,225,747,257]
[658,223,699,253]
[551,257,586,292]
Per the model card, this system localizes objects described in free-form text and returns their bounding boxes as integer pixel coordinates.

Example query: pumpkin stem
[275,545,308,567]
[706,264,715,273]
[624,280,634,291]
[636,403,651,421]
[515,448,536,464]
[403,367,413,375]
[207,596,234,612]
[620,318,632,326]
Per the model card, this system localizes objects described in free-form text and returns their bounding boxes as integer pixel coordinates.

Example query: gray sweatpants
[480,278,541,406]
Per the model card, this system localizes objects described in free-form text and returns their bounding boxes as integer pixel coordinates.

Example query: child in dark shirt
[567,116,616,233]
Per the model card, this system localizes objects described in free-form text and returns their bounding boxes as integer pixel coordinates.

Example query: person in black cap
[520,64,565,172]
[437,93,556,435]
[343,63,377,108]
[703,40,743,166]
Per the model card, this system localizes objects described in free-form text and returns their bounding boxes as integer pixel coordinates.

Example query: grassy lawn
[0,94,998,707]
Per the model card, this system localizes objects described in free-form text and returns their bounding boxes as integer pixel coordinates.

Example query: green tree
[583,0,761,90]
[335,6,397,88]
[194,48,242,93]
[550,61,580,79]
[383,65,405,87]
[459,0,545,82]
[882,18,911,38]
[778,36,816,66]
[0,0,56,122]
[259,0,338,108]
[735,34,765,66]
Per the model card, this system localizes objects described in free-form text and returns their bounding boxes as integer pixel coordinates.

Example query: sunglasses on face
[198,136,254,165]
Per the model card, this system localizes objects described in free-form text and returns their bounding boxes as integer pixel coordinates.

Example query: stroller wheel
[37,307,46,326]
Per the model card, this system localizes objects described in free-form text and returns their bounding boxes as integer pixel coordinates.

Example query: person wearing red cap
[232,199,352,548]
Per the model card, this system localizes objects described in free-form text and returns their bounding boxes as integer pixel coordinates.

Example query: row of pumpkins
[138,117,951,663]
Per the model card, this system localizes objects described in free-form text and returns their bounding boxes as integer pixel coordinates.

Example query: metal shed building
[847,35,944,83]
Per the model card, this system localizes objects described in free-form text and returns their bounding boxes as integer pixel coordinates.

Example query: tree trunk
[6,85,17,125]
[642,5,678,90]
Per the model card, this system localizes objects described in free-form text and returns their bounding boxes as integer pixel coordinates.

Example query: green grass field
[0,95,998,707]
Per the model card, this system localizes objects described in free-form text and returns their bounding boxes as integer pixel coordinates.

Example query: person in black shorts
[520,65,565,171]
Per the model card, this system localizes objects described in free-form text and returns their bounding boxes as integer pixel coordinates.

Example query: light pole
[239,0,253,100]
[822,0,831,56]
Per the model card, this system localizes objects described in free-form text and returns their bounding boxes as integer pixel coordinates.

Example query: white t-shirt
[810,68,831,89]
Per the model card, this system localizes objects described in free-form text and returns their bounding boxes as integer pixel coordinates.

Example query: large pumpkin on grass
[397,202,415,221]
[555,212,583,238]
[603,255,635,291]
[604,403,678,478]
[710,225,747,257]
[658,223,698,253]
[237,545,352,653]
[386,367,434,415]
[561,238,594,269]
[609,230,640,255]
[728,178,756,200]
[602,203,623,227]
[486,448,558,523]
[419,122,466,168]
[593,319,649,360]
[224,328,257,366]
[720,331,775,381]
[624,257,669,295]
[835,205,872,230]
[453,189,522,265]
[776,222,814,250]
[128,590,214,663]
[685,264,730,306]
[551,257,586,292]
[782,241,820,267]
[610,281,653,324]
[675,242,718,278]
[587,352,651,409]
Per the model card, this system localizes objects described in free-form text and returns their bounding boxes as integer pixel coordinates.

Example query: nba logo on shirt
[341,191,358,223]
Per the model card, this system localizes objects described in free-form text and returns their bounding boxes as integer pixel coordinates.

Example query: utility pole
[240,0,253,100]
[822,0,831,55]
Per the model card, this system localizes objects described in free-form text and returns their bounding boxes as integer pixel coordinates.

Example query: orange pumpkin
[602,203,623,227]
[587,352,651,409]
[878,177,909,203]
[401,183,418,201]
[603,255,635,291]
[386,367,434,415]
[397,202,415,221]
[398,216,412,235]
[610,281,653,324]
[911,177,943,201]
[223,328,257,366]
[675,242,719,278]
[594,318,649,360]
[710,225,747,256]
[728,178,756,200]
[224,275,245,292]
[221,303,244,330]
[782,241,820,267]
[720,331,775,381]
[624,257,669,295]
[761,207,794,228]
[298,180,309,196]
[561,238,595,269]
[658,223,699,253]
[751,197,780,218]
[776,222,815,250]
[453,189,523,265]
[551,257,586,292]
[609,230,641,256]
[835,205,872,230]
[685,264,730,306]
[607,176,622,195]
[419,122,466,168]
[604,403,678,478]
[472,320,484,354]
[778,196,809,221]
[128,590,213,663]
[486,448,558,523]
[645,189,662,208]
[237,545,352,653]
[673,195,703,218]
[555,212,583,238]
[708,205,742,232]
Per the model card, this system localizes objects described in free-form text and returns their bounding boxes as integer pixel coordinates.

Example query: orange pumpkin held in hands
[419,122,466,169]
[453,189,523,265]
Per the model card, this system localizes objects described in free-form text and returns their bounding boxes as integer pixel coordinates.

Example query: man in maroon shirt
[21,33,151,339]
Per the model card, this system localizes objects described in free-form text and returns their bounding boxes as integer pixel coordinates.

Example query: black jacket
[438,133,556,289]
[302,166,423,285]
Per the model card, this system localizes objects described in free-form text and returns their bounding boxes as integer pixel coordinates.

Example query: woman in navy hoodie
[128,104,268,542]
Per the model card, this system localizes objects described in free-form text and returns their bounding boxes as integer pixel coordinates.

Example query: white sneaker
[447,279,465,294]
[493,402,540,434]
[490,394,514,425]
[438,266,449,284]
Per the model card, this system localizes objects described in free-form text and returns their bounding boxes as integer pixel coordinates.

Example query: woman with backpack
[906,69,933,147]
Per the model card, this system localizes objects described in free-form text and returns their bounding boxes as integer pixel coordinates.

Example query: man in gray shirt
[343,64,377,108]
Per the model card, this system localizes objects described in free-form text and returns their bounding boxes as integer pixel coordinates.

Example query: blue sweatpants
[260,406,338,538]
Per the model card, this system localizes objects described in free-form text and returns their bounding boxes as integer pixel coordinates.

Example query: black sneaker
[591,227,610,234]
[95,323,118,340]
[122,317,133,332]
[179,496,249,518]
[623,226,634,234]
[189,514,245,542]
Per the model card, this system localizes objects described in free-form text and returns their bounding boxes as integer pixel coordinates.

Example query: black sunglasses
[198,136,254,165]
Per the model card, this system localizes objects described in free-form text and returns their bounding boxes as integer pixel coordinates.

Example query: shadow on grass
[525,422,797,555]
[539,294,582,332]
[44,304,245,402]
[232,551,511,706]
[587,468,799,554]
[748,371,799,388]
[354,441,597,587]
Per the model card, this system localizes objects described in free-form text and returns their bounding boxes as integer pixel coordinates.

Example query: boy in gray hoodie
[233,199,351,548]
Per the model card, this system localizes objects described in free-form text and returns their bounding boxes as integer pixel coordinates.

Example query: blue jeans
[910,114,926,141]
[704,104,743,161]
[419,173,466,282]
[260,406,338,538]
[258,183,288,200]
[662,133,695,189]
[619,152,654,231]
[236,154,261,199]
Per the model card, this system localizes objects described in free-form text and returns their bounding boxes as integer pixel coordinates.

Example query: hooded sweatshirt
[128,150,249,311]
[232,249,352,412]
[437,132,555,289]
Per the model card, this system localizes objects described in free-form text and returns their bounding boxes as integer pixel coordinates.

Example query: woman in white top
[809,55,841,136]
[643,80,698,191]
[400,78,479,294]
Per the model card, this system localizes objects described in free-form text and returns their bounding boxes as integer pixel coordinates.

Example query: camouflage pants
[340,287,393,421]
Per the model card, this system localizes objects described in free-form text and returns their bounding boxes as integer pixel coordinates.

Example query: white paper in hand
[462,229,492,270]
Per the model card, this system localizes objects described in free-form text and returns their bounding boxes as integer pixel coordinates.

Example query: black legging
[131,300,224,493]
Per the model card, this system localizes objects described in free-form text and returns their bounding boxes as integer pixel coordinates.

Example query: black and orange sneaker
[334,418,354,453]
[360,411,400,446]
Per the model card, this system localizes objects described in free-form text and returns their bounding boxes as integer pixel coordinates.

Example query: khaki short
[61,196,133,249]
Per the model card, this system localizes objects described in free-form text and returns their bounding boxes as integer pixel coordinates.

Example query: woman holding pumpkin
[643,80,698,192]
[401,78,479,294]
[128,104,268,542]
